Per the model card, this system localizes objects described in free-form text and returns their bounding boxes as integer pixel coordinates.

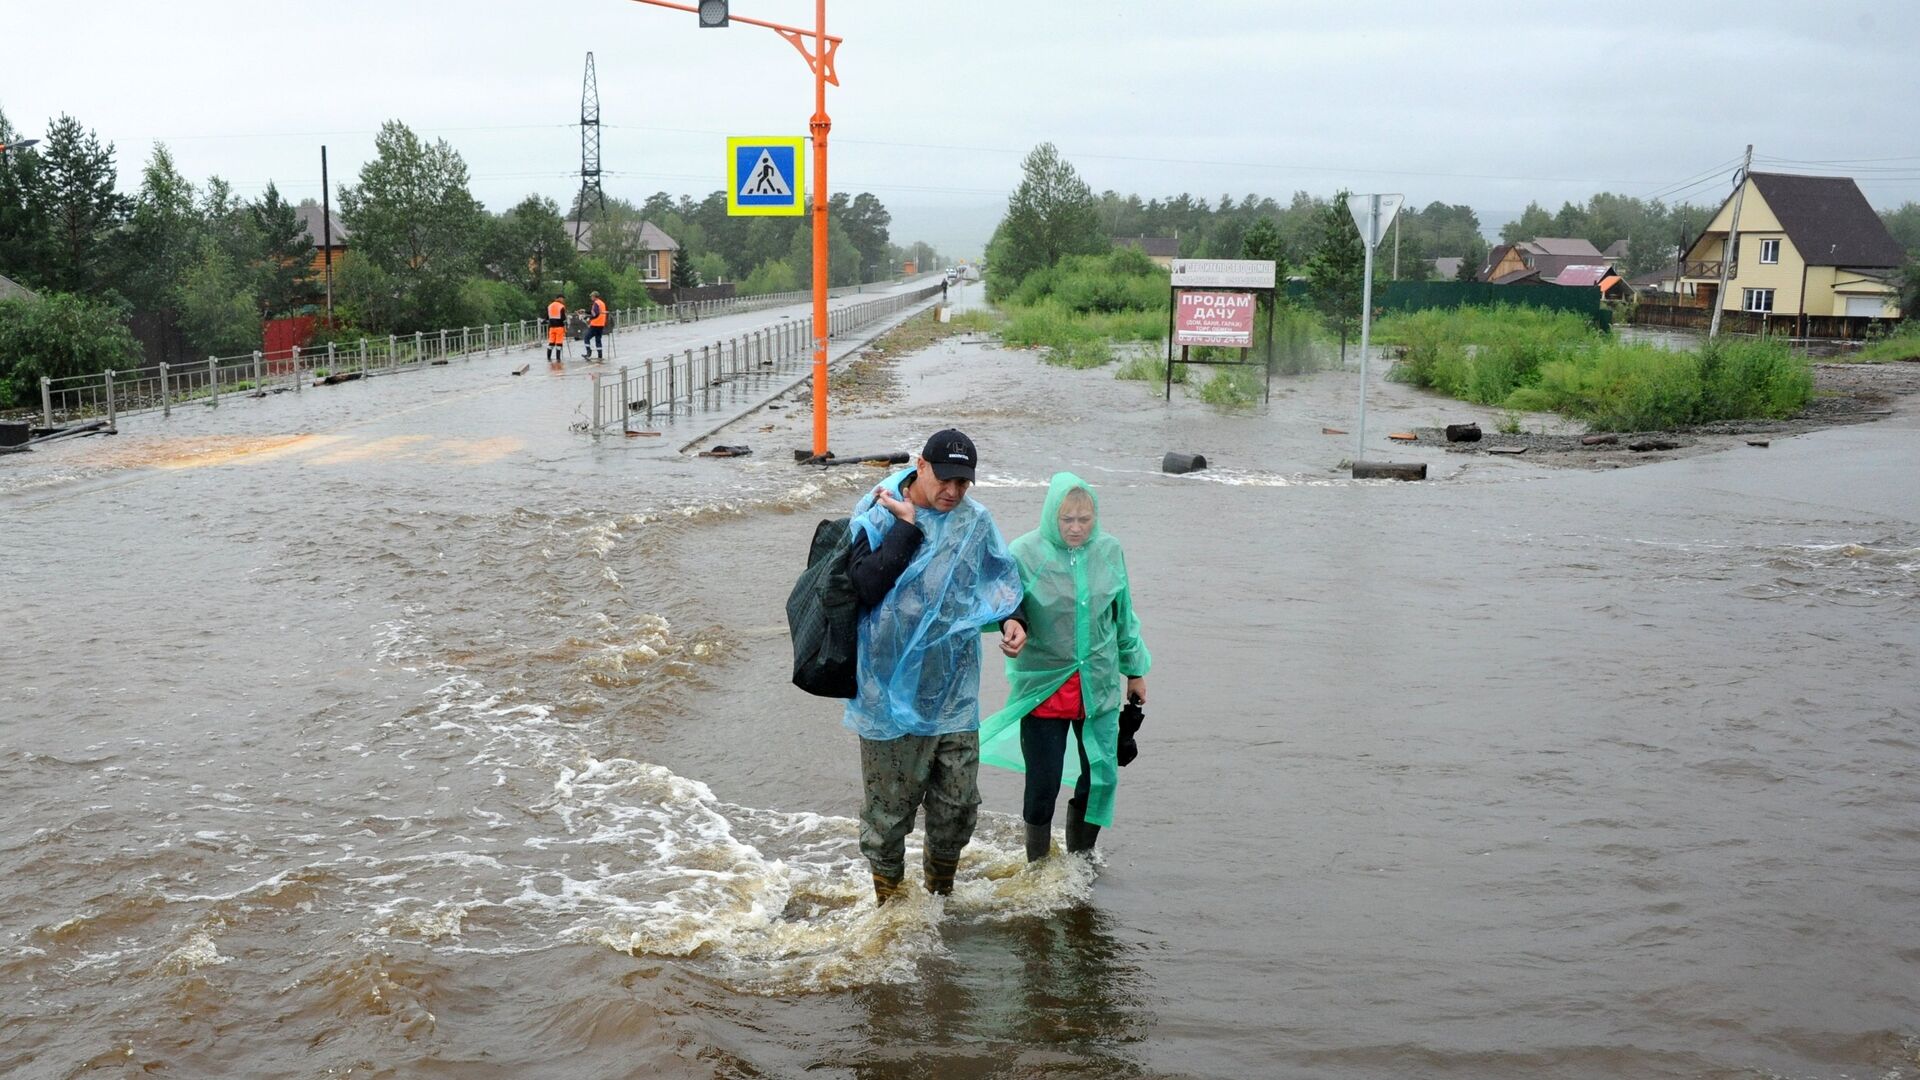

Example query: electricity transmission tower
[574,52,606,244]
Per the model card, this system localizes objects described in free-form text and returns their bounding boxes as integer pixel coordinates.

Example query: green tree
[1306,191,1365,364]
[984,142,1105,299]
[1883,203,1920,316]
[0,108,53,286]
[489,194,574,296]
[37,114,129,294]
[199,176,262,268]
[336,120,485,330]
[740,258,798,296]
[172,238,261,356]
[122,143,202,314]
[691,251,728,285]
[0,293,143,407]
[1238,216,1290,282]
[834,191,892,282]
[671,246,699,288]
[1499,201,1555,243]
[1456,237,1488,281]
[251,183,313,317]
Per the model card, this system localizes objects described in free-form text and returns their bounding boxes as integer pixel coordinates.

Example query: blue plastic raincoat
[841,468,1023,741]
[980,473,1150,827]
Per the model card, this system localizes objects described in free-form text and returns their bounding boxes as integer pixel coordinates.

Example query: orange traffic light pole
[625,0,841,458]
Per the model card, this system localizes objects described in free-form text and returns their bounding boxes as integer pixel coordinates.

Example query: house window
[645,252,661,279]
[1759,238,1779,264]
[1742,288,1774,313]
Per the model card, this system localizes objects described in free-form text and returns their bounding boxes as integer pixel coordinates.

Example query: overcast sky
[6,1,1917,256]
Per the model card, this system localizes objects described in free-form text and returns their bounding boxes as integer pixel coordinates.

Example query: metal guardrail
[12,283,904,429]
[583,284,945,436]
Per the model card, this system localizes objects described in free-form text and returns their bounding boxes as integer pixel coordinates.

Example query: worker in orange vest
[545,293,568,367]
[584,291,608,361]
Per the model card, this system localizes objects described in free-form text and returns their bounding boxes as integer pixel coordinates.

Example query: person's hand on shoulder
[874,485,915,525]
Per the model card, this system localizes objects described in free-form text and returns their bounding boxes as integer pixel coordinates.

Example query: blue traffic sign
[727,136,806,217]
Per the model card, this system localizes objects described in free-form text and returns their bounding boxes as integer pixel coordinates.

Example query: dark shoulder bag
[786,517,858,698]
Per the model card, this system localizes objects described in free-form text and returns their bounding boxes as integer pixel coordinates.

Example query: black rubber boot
[1065,801,1100,855]
[872,872,903,905]
[1024,821,1052,862]
[923,851,959,896]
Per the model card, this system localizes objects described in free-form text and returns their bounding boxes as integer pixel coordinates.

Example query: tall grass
[997,249,1169,368]
[1114,349,1188,384]
[1001,301,1165,368]
[1382,305,1597,405]
[1856,321,1920,363]
[1384,305,1813,431]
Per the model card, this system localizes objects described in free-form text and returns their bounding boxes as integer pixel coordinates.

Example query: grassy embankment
[1377,305,1814,431]
[1855,322,1920,363]
[988,249,1326,405]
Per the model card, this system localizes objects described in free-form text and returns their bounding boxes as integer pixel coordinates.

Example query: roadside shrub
[1008,250,1166,314]
[1003,301,1113,367]
[1115,351,1187,383]
[0,293,144,410]
[1198,362,1264,407]
[1509,345,1703,431]
[1384,303,1810,430]
[1696,337,1812,420]
[457,277,534,326]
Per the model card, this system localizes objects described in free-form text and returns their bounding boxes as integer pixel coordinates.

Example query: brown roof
[1748,173,1905,267]
[1525,253,1611,279]
[1490,267,1542,285]
[566,219,681,253]
[1112,235,1179,258]
[1520,237,1602,258]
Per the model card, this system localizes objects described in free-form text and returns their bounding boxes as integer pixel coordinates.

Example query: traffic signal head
[698,0,728,27]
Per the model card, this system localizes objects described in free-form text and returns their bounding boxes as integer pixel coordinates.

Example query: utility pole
[1709,143,1752,339]
[320,145,334,321]
[575,53,607,246]
[1392,214,1401,280]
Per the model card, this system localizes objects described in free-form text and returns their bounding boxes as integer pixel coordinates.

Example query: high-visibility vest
[548,300,567,324]
[589,299,607,327]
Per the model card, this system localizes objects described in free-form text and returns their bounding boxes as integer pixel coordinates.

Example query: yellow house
[1681,172,1904,331]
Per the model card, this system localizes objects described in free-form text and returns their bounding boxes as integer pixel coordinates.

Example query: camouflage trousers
[857,730,981,882]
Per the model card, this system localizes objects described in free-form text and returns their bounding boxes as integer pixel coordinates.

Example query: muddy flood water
[5,285,1918,1079]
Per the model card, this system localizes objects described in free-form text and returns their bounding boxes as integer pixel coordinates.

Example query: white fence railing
[13,283,901,429]
[584,284,945,436]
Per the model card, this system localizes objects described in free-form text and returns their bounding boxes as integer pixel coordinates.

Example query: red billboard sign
[1174,289,1255,348]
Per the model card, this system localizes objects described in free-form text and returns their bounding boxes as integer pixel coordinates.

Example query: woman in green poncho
[981,472,1151,861]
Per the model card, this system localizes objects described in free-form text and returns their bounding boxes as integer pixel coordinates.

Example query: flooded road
[5,284,1917,1078]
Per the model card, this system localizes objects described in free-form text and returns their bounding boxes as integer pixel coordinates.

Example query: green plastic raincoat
[980,473,1150,827]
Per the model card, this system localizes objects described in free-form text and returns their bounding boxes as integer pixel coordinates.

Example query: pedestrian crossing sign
[727,136,806,216]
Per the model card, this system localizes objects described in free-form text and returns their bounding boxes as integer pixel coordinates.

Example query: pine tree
[1306,192,1365,364]
[250,183,312,317]
[985,143,1105,298]
[38,114,129,294]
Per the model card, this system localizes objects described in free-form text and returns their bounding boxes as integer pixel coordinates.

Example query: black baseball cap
[920,428,977,482]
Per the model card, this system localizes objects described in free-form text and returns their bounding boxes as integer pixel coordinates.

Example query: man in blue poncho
[845,429,1025,903]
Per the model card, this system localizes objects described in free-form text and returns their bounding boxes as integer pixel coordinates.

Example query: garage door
[1845,296,1887,317]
